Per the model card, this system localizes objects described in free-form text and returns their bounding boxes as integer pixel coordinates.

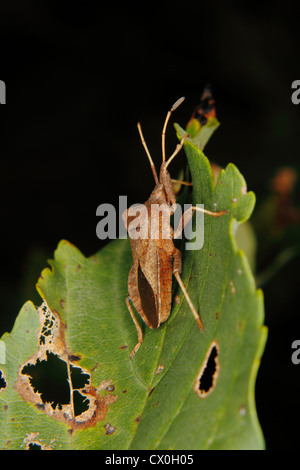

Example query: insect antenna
[162,96,185,163]
[137,122,159,185]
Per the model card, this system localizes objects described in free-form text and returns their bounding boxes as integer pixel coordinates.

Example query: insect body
[123,97,228,358]
[187,84,216,128]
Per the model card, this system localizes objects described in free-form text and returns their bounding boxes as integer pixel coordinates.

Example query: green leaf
[0,119,266,450]
[186,116,220,149]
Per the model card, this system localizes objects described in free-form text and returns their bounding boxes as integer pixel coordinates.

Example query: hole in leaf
[15,302,117,429]
[70,365,90,390]
[199,345,218,392]
[194,340,220,398]
[22,352,70,410]
[21,351,90,414]
[0,370,7,391]
[28,443,42,450]
[23,432,53,450]
[73,390,90,417]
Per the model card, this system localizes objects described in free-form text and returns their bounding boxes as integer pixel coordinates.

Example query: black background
[1,0,300,449]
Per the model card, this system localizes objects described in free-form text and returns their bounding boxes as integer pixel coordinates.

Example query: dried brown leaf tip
[194,340,220,398]
[15,301,117,430]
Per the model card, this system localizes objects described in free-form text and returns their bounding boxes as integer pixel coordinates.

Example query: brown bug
[123,97,228,358]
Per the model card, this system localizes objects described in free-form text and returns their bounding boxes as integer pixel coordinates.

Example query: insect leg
[172,249,204,331]
[171,179,193,186]
[126,295,143,358]
[191,206,229,217]
[174,205,228,239]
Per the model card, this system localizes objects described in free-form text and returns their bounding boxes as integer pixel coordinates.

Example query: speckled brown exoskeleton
[123,97,228,358]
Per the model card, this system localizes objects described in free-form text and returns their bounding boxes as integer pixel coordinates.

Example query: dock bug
[123,97,228,358]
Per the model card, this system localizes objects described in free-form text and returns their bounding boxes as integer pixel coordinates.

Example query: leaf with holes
[0,115,266,450]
